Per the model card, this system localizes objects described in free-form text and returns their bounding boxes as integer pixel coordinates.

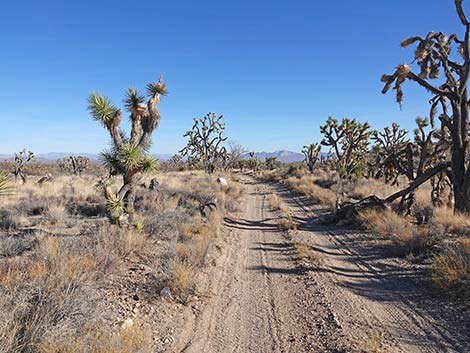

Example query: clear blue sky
[0,0,463,155]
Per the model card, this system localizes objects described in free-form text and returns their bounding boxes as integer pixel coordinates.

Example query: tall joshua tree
[12,149,35,184]
[302,143,321,173]
[180,112,228,174]
[381,0,470,213]
[88,76,167,216]
[320,117,371,179]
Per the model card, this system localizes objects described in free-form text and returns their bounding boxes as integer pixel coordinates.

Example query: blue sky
[0,0,463,155]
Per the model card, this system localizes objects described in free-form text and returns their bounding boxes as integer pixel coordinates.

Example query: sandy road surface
[174,176,470,353]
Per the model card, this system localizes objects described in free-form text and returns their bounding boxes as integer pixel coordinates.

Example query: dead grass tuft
[432,207,470,236]
[279,215,298,231]
[359,209,437,255]
[38,324,153,353]
[293,242,323,265]
[432,238,470,291]
[286,175,336,207]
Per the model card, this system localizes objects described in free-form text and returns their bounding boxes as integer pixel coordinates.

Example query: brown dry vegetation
[358,209,438,256]
[0,170,243,352]
[259,165,470,296]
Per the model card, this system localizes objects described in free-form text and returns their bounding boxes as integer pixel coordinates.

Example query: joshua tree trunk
[381,0,470,214]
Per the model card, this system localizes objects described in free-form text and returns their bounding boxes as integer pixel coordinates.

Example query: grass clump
[359,209,437,256]
[432,238,470,292]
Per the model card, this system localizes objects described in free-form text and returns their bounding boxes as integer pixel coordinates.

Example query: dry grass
[268,194,289,213]
[359,209,437,255]
[38,325,153,353]
[0,234,106,352]
[432,238,470,291]
[345,178,401,200]
[279,215,298,231]
[167,261,196,303]
[0,170,243,349]
[293,242,323,265]
[432,207,470,236]
[355,330,385,353]
[285,175,336,207]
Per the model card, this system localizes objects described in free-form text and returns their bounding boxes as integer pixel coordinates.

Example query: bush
[0,209,19,231]
[285,175,336,207]
[433,239,470,291]
[359,209,438,255]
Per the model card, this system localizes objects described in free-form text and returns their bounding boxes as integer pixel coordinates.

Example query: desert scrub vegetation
[293,242,323,265]
[432,238,470,292]
[285,174,336,208]
[358,209,438,256]
[0,169,243,351]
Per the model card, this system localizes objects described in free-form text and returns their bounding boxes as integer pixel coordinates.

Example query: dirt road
[174,176,470,353]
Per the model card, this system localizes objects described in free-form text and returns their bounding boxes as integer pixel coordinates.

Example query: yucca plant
[88,76,166,220]
[302,143,321,173]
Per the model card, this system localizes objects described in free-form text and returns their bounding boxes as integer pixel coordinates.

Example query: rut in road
[175,177,470,353]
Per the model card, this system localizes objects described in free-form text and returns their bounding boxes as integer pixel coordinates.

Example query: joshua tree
[88,76,166,218]
[168,154,185,171]
[372,118,450,214]
[247,152,261,171]
[370,123,410,184]
[12,149,35,184]
[265,156,282,170]
[381,0,470,213]
[302,143,321,173]
[180,112,228,174]
[320,117,371,179]
[57,155,90,176]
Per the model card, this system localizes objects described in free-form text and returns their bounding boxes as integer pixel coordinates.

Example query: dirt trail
[174,176,469,353]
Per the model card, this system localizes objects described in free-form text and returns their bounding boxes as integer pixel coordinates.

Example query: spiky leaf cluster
[88,76,166,217]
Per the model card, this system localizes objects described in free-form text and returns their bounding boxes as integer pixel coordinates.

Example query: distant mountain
[243,150,304,163]
[0,152,173,162]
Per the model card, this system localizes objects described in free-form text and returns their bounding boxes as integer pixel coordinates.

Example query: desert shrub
[432,207,470,236]
[166,261,195,304]
[38,325,153,353]
[15,196,49,216]
[0,234,36,257]
[0,236,104,353]
[359,209,437,255]
[285,175,336,207]
[279,215,298,231]
[0,209,20,231]
[95,224,151,260]
[67,201,107,217]
[344,178,401,200]
[45,204,67,225]
[144,210,191,240]
[432,239,470,292]
[268,194,288,213]
[293,242,323,265]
